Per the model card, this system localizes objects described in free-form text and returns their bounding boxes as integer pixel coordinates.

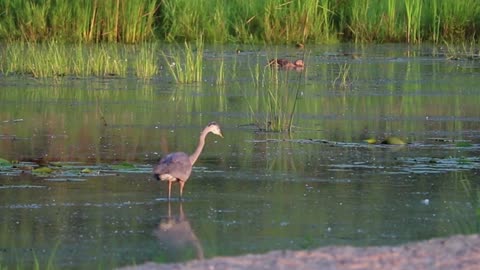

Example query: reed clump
[442,40,480,61]
[135,43,159,79]
[161,38,204,83]
[248,59,304,133]
[332,63,353,90]
[0,42,161,78]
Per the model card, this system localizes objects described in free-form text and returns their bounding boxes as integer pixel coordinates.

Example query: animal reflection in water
[154,203,204,261]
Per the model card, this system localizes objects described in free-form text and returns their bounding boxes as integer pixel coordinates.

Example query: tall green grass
[404,0,422,43]
[0,0,159,43]
[0,42,160,78]
[0,0,480,44]
[160,0,480,44]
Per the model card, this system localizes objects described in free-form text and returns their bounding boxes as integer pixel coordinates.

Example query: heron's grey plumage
[153,122,223,200]
[153,152,192,182]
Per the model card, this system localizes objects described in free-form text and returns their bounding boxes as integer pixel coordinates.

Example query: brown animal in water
[267,58,305,70]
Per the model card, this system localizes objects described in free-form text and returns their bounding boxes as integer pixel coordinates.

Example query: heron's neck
[189,130,208,165]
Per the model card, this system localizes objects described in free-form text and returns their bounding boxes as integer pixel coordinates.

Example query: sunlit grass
[162,37,204,83]
[0,0,159,42]
[262,0,335,44]
[135,43,159,79]
[404,0,422,43]
[436,0,480,42]
[1,0,480,44]
[0,42,162,79]
[86,45,128,77]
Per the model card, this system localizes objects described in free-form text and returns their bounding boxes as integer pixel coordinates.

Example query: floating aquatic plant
[0,158,11,166]
[32,167,54,174]
[455,141,473,147]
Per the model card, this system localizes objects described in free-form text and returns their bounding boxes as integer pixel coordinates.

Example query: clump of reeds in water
[1,41,128,78]
[248,58,304,133]
[332,63,352,89]
[135,43,159,79]
[0,42,162,79]
[84,44,128,77]
[162,37,204,83]
[0,41,68,77]
[442,40,480,61]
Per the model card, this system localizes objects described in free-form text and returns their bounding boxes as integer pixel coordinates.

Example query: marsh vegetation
[1,1,480,269]
[1,0,480,44]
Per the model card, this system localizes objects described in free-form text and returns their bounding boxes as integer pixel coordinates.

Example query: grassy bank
[1,0,479,44]
[0,0,158,43]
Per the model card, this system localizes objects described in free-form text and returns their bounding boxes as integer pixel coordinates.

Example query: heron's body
[153,122,223,199]
[154,152,191,198]
[155,152,192,182]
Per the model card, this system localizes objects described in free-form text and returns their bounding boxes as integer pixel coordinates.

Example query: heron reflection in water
[154,203,204,261]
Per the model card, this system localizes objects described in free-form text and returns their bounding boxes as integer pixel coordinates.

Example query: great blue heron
[153,122,223,199]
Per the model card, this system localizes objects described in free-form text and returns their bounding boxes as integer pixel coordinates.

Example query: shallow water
[1,44,480,269]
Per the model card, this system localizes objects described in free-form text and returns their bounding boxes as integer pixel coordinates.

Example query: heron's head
[207,122,223,138]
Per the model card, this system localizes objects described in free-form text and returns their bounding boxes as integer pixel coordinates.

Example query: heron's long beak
[219,132,224,138]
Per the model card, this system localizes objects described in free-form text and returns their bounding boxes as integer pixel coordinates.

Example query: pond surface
[1,44,480,269]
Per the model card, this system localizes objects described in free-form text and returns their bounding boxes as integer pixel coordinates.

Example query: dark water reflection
[154,203,204,262]
[0,44,480,269]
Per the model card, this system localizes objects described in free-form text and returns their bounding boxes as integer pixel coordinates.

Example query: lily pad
[81,168,92,174]
[33,167,54,174]
[381,137,406,145]
[0,158,11,166]
[455,141,472,147]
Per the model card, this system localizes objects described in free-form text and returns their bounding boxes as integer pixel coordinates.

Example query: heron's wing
[154,152,192,181]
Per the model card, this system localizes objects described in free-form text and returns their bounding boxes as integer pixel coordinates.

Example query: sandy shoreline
[119,234,480,270]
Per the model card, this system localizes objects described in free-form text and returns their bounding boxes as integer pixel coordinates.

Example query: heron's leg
[179,181,185,199]
[168,181,172,200]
